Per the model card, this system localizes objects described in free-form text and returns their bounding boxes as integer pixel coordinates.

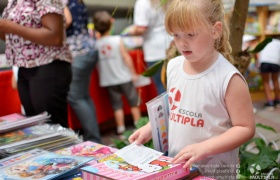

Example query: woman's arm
[129,25,147,36]
[64,6,73,29]
[0,13,64,46]
[0,32,5,41]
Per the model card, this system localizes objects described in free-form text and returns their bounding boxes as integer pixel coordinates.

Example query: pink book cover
[55,141,119,165]
[81,155,190,180]
[0,113,25,125]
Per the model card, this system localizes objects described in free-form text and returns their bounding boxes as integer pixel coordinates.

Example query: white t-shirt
[95,35,132,87]
[167,54,243,179]
[133,0,172,62]
[259,38,280,65]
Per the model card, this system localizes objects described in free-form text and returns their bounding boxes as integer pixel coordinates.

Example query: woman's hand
[171,142,209,169]
[128,122,152,145]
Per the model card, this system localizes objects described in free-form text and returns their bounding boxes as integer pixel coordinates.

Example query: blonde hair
[165,0,234,63]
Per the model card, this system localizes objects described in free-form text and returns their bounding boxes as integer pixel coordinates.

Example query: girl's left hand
[171,142,209,169]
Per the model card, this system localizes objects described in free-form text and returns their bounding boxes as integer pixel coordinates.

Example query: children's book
[0,112,50,133]
[0,148,93,180]
[81,155,190,180]
[146,92,169,155]
[55,141,119,165]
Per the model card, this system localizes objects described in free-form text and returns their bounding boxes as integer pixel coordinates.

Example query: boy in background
[93,11,141,136]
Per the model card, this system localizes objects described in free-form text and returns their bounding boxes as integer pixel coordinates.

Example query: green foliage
[142,60,164,77]
[256,123,276,133]
[249,37,272,54]
[111,117,154,149]
[238,124,280,179]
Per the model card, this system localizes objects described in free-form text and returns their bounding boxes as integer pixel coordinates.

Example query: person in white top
[129,0,255,179]
[257,38,280,110]
[93,11,141,136]
[129,0,173,95]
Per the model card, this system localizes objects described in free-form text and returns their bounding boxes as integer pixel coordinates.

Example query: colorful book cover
[146,92,169,155]
[0,149,94,180]
[55,141,119,165]
[81,155,190,180]
[0,113,26,125]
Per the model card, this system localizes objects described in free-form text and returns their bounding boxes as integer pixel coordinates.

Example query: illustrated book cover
[55,141,119,165]
[0,148,93,180]
[146,92,169,154]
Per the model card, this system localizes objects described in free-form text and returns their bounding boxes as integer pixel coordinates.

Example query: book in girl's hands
[0,148,93,180]
[146,92,169,155]
[55,141,118,165]
[0,112,50,133]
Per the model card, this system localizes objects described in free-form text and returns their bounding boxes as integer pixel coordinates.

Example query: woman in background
[65,0,102,143]
[0,0,72,128]
[129,0,173,95]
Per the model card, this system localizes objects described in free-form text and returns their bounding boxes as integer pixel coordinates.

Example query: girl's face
[172,29,216,63]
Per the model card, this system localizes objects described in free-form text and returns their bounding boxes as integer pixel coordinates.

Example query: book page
[115,142,163,168]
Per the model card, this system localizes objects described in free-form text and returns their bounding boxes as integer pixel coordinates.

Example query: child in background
[129,0,255,179]
[257,38,280,111]
[93,11,141,136]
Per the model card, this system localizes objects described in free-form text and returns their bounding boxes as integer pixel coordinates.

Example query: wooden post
[256,6,269,41]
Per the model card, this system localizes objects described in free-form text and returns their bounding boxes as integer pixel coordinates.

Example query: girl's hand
[128,122,152,145]
[171,142,209,169]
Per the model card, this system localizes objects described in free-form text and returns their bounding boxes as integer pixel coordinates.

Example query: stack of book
[0,112,82,158]
[0,112,49,133]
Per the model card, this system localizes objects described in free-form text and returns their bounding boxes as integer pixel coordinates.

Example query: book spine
[141,165,189,180]
[82,171,107,180]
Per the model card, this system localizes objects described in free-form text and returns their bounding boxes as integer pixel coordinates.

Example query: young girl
[129,0,255,179]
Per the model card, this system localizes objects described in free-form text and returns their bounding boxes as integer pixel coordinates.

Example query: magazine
[146,92,169,154]
[0,112,50,133]
[0,148,93,180]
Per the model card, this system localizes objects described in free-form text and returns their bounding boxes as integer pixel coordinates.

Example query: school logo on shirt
[168,87,181,110]
[169,87,204,127]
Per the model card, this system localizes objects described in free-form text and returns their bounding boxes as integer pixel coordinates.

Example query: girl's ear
[213,21,222,39]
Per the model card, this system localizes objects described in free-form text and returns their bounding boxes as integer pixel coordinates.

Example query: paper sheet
[115,143,163,168]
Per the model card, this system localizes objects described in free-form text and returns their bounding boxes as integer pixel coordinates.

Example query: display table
[0,69,21,116]
[0,49,158,129]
